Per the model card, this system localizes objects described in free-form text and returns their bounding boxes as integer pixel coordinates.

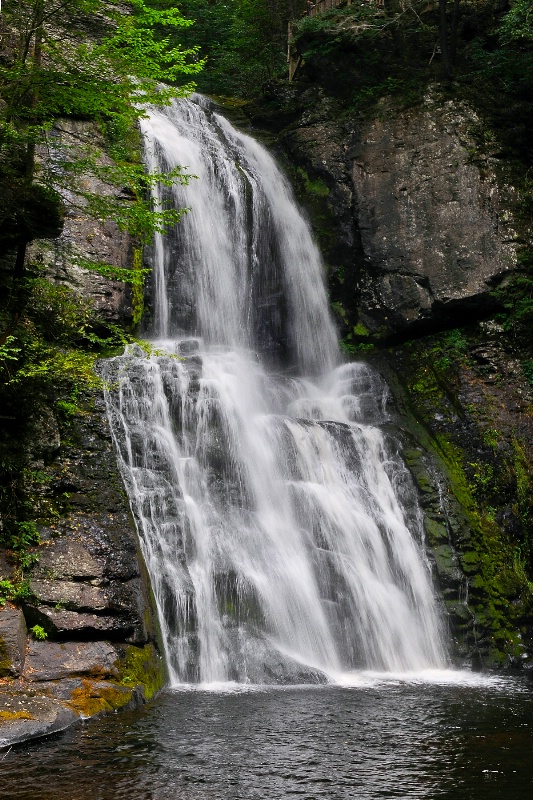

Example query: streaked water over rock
[102,96,448,684]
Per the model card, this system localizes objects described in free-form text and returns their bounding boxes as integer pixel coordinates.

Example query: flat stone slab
[35,540,104,581]
[23,641,119,682]
[25,606,134,638]
[30,580,109,611]
[0,607,27,678]
[0,690,79,748]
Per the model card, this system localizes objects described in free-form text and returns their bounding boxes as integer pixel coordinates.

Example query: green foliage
[175,0,306,97]
[0,266,141,541]
[0,269,126,406]
[0,0,202,126]
[498,0,533,44]
[12,521,40,552]
[29,624,48,640]
[286,0,533,176]
[292,2,434,107]
[0,0,203,267]
[0,337,21,363]
[55,398,81,417]
[76,162,193,243]
[0,522,41,570]
[0,579,33,605]
[0,580,13,606]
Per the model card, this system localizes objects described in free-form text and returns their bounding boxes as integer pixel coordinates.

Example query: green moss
[289,166,337,270]
[116,643,165,701]
[460,551,481,573]
[431,435,530,660]
[131,247,145,327]
[379,331,533,664]
[68,679,135,718]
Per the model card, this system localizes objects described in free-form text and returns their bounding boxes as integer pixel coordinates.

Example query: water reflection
[1,680,532,800]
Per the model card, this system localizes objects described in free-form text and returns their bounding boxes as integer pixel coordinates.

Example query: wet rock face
[374,321,533,668]
[351,95,517,336]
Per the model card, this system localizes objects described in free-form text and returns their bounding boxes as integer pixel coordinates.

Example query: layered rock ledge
[0,390,165,749]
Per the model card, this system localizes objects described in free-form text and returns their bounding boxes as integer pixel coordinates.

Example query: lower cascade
[102,95,448,685]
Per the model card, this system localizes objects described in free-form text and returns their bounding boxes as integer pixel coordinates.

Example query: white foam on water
[329,668,515,689]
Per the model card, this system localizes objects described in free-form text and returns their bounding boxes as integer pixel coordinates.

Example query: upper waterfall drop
[103,95,449,685]
[141,95,338,376]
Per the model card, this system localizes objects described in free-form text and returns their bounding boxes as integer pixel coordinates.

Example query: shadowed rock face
[351,95,517,336]
[20,395,152,646]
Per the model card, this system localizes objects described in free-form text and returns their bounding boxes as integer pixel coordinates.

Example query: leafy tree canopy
[170,0,307,97]
[0,0,203,257]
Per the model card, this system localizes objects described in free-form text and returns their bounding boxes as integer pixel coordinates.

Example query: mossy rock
[116,642,166,700]
[0,709,34,720]
[460,551,481,574]
[67,679,136,718]
[424,518,448,546]
[444,600,472,624]
[432,544,458,573]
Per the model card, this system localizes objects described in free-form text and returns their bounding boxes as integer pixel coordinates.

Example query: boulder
[30,579,109,611]
[25,606,135,639]
[34,539,105,582]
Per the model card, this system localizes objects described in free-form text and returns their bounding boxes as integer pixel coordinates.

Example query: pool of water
[2,672,532,800]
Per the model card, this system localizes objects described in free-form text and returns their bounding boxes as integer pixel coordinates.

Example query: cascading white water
[102,95,448,684]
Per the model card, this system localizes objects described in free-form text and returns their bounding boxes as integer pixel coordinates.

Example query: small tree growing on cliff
[0,0,203,341]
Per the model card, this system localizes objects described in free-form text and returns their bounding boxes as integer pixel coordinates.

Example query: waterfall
[102,96,448,684]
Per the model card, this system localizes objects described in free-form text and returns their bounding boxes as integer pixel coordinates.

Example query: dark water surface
[1,675,532,800]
